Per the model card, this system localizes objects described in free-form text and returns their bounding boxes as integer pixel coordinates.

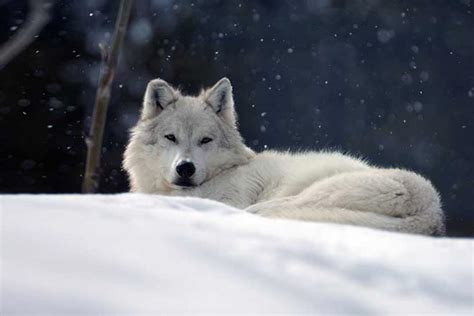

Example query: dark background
[0,0,472,236]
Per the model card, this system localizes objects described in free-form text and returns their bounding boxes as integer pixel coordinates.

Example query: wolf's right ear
[141,79,178,120]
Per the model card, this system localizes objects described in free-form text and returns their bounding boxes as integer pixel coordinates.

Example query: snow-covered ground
[1,194,473,315]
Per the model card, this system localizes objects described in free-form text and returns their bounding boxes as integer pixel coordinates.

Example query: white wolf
[123,78,445,235]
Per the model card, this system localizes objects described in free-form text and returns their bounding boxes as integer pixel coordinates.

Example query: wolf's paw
[245,207,285,219]
[245,204,273,215]
[244,198,293,216]
[244,205,259,214]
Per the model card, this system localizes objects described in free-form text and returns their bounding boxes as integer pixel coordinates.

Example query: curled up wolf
[123,78,445,235]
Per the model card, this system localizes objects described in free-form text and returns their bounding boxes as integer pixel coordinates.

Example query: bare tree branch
[0,0,55,70]
[82,0,134,193]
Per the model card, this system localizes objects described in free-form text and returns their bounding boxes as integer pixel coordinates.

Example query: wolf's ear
[141,79,178,120]
[204,77,236,127]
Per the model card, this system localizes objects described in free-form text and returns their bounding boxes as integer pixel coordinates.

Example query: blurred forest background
[0,0,472,236]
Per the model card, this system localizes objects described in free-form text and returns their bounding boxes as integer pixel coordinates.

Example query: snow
[1,194,473,314]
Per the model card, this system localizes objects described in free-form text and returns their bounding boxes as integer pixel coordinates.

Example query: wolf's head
[123,78,255,193]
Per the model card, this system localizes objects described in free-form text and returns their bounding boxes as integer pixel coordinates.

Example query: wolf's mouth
[172,179,196,189]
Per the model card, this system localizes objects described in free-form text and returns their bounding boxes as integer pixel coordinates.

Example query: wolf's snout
[176,161,196,178]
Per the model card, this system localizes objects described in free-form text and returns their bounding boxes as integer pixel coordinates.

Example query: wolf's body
[124,78,445,235]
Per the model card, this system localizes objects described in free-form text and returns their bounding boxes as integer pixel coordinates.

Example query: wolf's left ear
[204,77,236,127]
[141,78,179,120]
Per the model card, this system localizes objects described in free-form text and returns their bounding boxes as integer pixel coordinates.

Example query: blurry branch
[82,0,134,193]
[0,0,55,70]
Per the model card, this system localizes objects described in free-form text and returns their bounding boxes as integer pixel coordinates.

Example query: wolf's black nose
[176,161,196,178]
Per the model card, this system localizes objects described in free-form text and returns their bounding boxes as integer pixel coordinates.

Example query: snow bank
[1,194,472,314]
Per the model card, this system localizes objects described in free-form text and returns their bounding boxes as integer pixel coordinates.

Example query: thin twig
[0,0,55,69]
[82,0,134,193]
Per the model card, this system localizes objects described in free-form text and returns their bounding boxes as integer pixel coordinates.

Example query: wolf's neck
[206,145,255,181]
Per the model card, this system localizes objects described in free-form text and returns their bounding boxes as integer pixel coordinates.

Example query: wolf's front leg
[245,169,445,235]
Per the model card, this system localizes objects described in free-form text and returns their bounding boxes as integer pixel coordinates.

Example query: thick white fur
[124,78,445,236]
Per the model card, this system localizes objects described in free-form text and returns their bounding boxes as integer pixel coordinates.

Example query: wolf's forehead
[176,96,206,108]
[174,99,210,118]
[160,100,217,131]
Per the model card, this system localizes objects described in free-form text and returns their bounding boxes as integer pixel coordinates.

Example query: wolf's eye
[200,137,213,144]
[164,134,176,143]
